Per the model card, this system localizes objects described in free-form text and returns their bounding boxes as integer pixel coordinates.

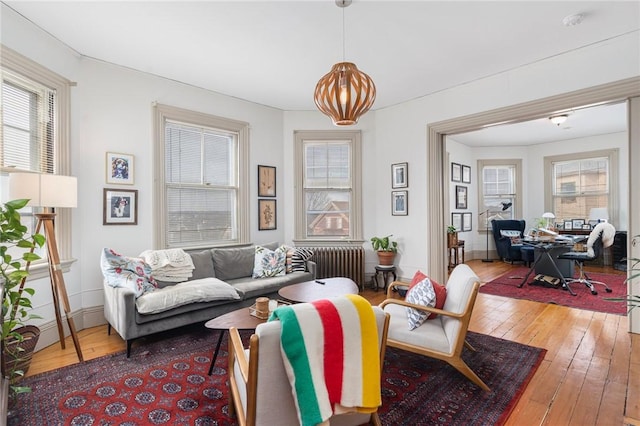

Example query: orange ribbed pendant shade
[314,62,376,126]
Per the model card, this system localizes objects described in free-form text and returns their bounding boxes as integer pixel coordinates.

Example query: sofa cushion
[253,245,287,278]
[100,248,157,297]
[189,250,215,280]
[135,278,240,314]
[211,242,278,281]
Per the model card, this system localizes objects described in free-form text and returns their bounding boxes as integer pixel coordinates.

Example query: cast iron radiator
[300,246,364,289]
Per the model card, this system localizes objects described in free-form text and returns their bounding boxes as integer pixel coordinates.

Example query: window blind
[164,120,238,247]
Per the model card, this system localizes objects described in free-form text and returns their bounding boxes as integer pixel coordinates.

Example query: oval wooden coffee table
[205,307,268,375]
[278,277,359,303]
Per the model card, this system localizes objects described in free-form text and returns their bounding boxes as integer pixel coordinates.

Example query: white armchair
[227,303,390,426]
[379,264,489,391]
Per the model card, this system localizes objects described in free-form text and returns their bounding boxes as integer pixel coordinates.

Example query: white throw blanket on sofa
[140,248,195,282]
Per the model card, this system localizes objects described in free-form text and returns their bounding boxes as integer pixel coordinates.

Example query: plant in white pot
[370,235,398,266]
[0,199,45,396]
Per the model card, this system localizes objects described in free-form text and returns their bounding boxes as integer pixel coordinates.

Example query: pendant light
[314,0,376,126]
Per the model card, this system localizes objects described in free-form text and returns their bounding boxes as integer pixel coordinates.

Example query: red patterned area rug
[9,324,545,425]
[480,266,627,315]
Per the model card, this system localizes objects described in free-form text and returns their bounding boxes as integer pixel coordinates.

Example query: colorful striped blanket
[269,294,381,426]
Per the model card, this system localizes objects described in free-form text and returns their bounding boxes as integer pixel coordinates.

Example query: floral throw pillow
[253,245,287,278]
[405,276,437,330]
[100,248,157,298]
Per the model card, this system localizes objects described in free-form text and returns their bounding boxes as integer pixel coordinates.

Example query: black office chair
[557,222,615,295]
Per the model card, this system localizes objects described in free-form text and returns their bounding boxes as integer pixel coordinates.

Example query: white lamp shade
[542,212,555,219]
[589,207,609,222]
[9,172,77,208]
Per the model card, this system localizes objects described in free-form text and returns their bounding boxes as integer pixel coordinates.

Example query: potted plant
[0,199,45,396]
[447,225,458,247]
[370,235,398,266]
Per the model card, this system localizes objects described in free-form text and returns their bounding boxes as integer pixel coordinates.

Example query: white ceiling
[4,1,638,144]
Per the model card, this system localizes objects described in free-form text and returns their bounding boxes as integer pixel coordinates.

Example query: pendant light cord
[342,3,346,62]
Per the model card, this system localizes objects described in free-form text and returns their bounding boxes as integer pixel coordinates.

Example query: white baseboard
[34,305,107,352]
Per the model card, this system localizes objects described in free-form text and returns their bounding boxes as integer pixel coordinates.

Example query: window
[293,130,362,243]
[545,149,618,224]
[477,159,522,230]
[153,104,249,249]
[1,46,72,270]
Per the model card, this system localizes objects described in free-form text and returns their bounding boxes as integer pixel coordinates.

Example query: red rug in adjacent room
[480,266,628,315]
[10,323,545,425]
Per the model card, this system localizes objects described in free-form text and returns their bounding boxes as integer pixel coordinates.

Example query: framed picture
[462,165,471,184]
[572,219,585,229]
[391,162,408,188]
[455,185,467,209]
[103,188,138,225]
[258,199,277,230]
[258,165,276,197]
[582,224,592,230]
[451,212,462,231]
[564,220,573,231]
[392,191,408,216]
[106,152,134,185]
[462,212,472,231]
[451,162,461,182]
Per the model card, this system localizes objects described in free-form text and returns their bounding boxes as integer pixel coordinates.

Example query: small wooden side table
[373,265,397,292]
[448,240,465,271]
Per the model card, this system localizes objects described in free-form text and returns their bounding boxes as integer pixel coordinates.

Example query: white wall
[2,4,639,342]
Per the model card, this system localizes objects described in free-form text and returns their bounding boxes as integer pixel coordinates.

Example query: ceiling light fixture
[562,13,584,27]
[314,0,376,126]
[549,114,569,126]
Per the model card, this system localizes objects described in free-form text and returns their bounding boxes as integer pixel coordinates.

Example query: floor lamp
[9,172,83,362]
[479,201,513,263]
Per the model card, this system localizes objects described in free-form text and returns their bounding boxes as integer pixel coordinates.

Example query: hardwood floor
[26,260,639,425]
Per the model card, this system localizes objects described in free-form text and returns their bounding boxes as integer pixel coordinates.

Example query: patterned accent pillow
[100,248,158,298]
[253,245,287,278]
[405,277,437,330]
[408,270,447,320]
[291,247,314,272]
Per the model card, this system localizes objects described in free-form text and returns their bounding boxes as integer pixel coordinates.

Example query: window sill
[23,258,77,281]
[291,239,365,248]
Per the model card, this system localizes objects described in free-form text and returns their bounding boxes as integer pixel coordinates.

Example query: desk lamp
[542,212,555,229]
[9,172,83,362]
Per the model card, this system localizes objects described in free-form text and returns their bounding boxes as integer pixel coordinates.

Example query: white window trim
[1,45,74,280]
[152,103,250,249]
[477,158,523,232]
[293,130,363,246]
[544,148,618,226]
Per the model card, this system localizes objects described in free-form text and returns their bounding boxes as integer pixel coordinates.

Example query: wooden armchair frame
[379,276,489,392]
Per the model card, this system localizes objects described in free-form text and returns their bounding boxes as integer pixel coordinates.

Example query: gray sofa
[103,243,316,357]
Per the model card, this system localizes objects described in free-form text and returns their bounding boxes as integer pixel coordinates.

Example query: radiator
[301,246,364,289]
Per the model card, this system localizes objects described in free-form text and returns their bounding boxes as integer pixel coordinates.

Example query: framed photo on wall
[451,212,462,231]
[462,165,471,184]
[462,212,472,231]
[391,162,408,188]
[103,188,138,225]
[392,191,408,215]
[451,162,461,182]
[455,185,468,209]
[106,152,134,185]
[258,165,276,197]
[258,199,277,230]
[572,219,585,229]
